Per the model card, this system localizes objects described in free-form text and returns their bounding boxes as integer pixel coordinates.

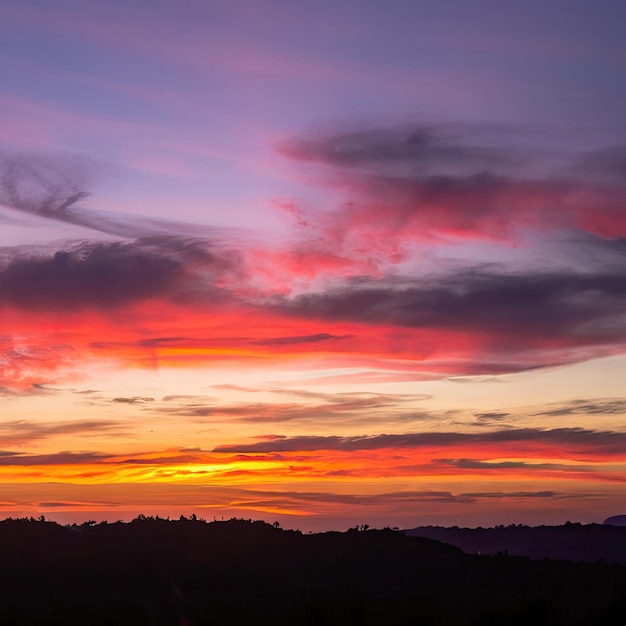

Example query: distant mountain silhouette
[405,522,626,563]
[1,516,625,625]
[605,514,626,526]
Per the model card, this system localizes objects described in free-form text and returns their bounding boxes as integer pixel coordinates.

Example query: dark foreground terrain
[1,517,625,626]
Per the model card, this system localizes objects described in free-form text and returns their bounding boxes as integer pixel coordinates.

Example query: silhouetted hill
[405,522,626,564]
[1,517,625,625]
[605,515,626,526]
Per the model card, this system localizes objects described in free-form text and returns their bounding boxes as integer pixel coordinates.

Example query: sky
[1,0,625,530]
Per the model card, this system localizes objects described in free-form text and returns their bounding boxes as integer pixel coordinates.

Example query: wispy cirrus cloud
[0,150,236,240]
[533,398,626,417]
[156,393,430,424]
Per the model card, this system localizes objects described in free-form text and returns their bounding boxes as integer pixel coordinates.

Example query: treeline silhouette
[0,516,625,625]
[405,522,626,564]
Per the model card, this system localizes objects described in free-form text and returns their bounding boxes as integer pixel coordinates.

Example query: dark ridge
[404,522,626,564]
[1,516,625,625]
[605,515,626,526]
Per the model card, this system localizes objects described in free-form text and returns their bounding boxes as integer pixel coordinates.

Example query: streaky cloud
[0,419,124,445]
[533,398,626,417]
[214,427,626,455]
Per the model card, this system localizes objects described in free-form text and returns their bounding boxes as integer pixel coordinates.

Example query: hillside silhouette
[405,522,626,564]
[1,516,625,625]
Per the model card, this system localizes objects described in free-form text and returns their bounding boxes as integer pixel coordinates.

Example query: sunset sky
[1,0,625,530]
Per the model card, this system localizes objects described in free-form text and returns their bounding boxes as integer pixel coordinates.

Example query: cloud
[276,268,626,371]
[0,237,231,311]
[158,398,400,422]
[119,455,202,465]
[37,501,103,508]
[0,383,58,397]
[433,458,599,472]
[278,123,626,242]
[0,451,114,466]
[533,398,626,417]
[0,152,95,216]
[195,487,594,511]
[213,427,626,456]
[251,333,349,346]
[0,419,124,446]
[279,123,523,173]
[474,412,510,422]
[163,394,217,401]
[460,490,580,500]
[153,389,432,424]
[0,151,239,240]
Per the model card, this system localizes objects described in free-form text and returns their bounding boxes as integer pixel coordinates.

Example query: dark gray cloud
[213,427,626,454]
[0,237,231,311]
[278,123,525,173]
[0,239,178,309]
[111,397,154,404]
[278,268,626,354]
[474,412,510,422]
